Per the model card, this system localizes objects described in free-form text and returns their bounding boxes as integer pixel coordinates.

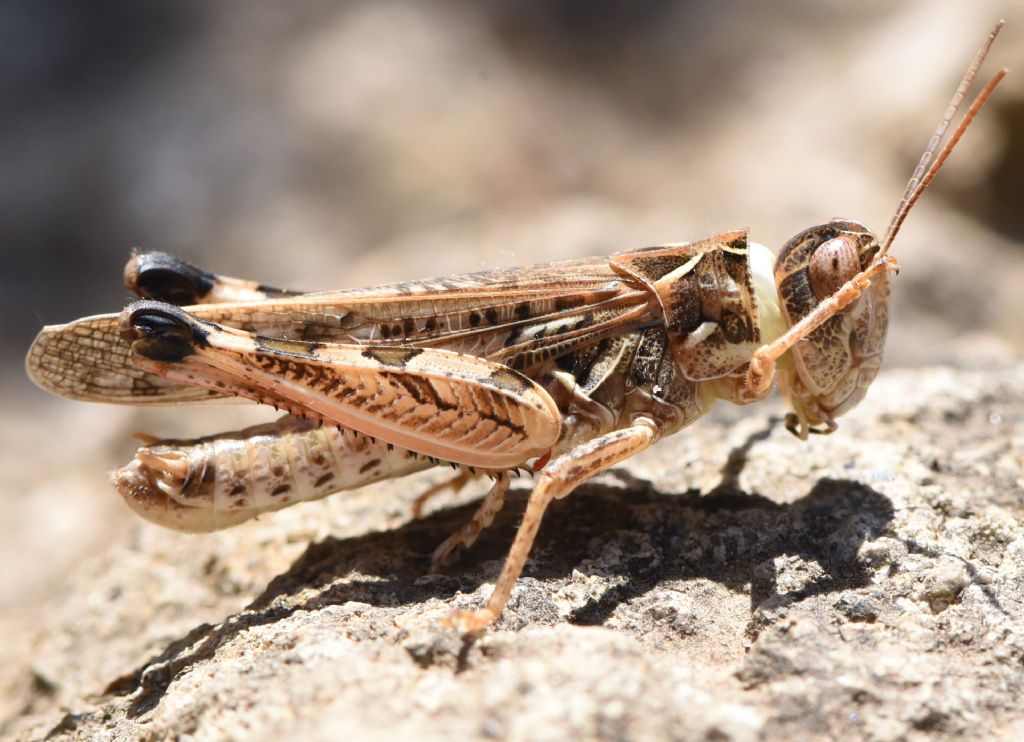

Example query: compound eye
[808,236,860,299]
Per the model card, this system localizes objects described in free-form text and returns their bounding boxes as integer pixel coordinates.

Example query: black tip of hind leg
[119,300,210,361]
[124,251,217,306]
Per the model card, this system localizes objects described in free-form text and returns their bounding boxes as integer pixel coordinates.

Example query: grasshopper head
[761,23,1007,438]
[766,20,1008,438]
[774,220,890,436]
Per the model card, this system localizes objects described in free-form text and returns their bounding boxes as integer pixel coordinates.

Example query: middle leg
[446,418,660,631]
[411,468,479,519]
[430,472,511,571]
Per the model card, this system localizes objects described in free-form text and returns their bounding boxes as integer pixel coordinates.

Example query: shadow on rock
[544,475,893,629]
[95,427,894,721]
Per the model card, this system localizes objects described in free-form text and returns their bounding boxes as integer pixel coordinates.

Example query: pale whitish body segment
[26,24,1007,630]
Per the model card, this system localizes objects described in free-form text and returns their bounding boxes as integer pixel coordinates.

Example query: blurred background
[1,0,1022,639]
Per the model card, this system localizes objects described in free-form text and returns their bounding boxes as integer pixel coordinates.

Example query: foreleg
[744,257,897,398]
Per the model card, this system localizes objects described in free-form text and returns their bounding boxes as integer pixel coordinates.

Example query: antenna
[879,20,1008,256]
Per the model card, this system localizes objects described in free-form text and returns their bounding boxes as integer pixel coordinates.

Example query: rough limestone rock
[2,362,1022,741]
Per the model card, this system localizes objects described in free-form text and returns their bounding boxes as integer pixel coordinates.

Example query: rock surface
[2,2,1023,740]
[2,362,1022,741]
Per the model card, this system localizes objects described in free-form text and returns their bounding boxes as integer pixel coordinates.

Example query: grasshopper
[26,23,1006,631]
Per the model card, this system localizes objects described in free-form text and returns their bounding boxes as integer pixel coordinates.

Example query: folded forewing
[28,255,653,404]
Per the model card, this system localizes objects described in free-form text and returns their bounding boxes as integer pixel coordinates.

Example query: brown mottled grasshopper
[26,23,1006,631]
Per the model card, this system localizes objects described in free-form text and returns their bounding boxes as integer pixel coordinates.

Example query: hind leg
[124,251,304,305]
